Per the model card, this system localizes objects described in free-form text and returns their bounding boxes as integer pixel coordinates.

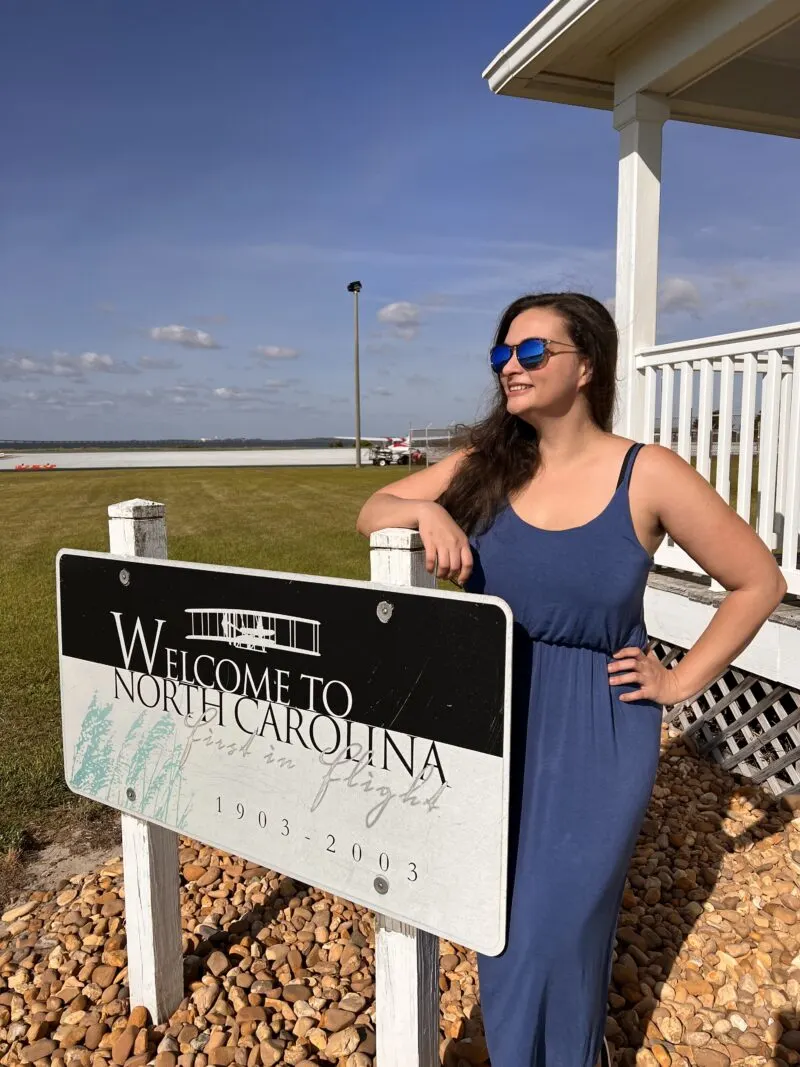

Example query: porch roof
[483,0,800,138]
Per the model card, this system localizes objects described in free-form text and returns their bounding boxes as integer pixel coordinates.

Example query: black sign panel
[58,551,508,756]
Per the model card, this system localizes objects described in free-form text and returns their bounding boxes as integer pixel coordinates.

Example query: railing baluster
[782,347,800,580]
[775,358,793,546]
[696,360,713,481]
[642,366,657,444]
[717,355,735,506]
[738,352,758,524]
[677,362,693,462]
[709,355,736,594]
[659,365,674,450]
[757,350,782,551]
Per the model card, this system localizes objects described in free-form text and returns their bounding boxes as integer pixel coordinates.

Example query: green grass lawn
[0,465,405,852]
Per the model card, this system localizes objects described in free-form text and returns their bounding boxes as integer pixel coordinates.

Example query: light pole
[347,280,363,468]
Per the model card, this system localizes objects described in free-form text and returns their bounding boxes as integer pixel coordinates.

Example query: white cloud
[377,301,421,340]
[4,386,122,412]
[659,277,702,316]
[214,386,261,402]
[0,351,135,380]
[79,352,114,370]
[149,325,221,349]
[67,351,135,375]
[11,357,38,376]
[214,382,292,402]
[253,345,300,360]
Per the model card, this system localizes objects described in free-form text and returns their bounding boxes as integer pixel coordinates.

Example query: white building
[484,0,800,798]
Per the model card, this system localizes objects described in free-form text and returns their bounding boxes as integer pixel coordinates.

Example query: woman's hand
[417,501,473,586]
[608,646,685,706]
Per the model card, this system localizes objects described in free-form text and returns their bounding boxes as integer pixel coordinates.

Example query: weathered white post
[108,499,184,1023]
[369,528,439,1067]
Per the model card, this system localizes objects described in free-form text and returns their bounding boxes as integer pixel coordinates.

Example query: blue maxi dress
[465,442,663,1067]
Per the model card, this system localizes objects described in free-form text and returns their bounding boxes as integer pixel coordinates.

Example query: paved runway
[0,448,367,471]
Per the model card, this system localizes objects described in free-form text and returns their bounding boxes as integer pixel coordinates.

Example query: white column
[613,92,669,439]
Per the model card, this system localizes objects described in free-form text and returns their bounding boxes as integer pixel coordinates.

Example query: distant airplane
[333,433,453,447]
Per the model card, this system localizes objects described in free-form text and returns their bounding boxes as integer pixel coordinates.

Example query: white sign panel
[57,550,512,954]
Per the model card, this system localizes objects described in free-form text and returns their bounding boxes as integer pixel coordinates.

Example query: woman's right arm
[356,449,473,585]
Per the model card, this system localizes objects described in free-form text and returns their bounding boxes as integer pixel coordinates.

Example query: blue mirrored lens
[489,345,512,373]
[516,338,547,367]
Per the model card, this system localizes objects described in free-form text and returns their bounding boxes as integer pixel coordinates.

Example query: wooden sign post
[370,529,439,1067]
[57,502,512,1058]
[107,500,183,1023]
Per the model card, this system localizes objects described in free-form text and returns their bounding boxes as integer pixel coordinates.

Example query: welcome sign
[56,550,512,954]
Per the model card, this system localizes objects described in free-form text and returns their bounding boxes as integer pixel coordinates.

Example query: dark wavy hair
[438,292,618,535]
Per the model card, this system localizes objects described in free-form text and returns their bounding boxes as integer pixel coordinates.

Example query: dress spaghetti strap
[615,442,641,490]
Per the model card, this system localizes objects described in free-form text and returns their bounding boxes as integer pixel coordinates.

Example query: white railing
[636,322,800,596]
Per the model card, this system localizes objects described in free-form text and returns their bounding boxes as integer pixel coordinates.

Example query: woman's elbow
[749,563,788,609]
[355,508,369,539]
[355,499,378,539]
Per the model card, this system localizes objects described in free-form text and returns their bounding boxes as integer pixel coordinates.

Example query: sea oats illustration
[71,696,115,796]
[108,711,148,803]
[147,742,188,825]
[142,732,177,807]
[71,695,194,827]
[123,714,170,796]
[124,715,193,826]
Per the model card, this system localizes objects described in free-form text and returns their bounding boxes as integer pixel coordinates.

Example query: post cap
[108,499,166,519]
[369,528,425,550]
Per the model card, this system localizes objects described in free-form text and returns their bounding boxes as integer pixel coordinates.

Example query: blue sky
[2,1,799,441]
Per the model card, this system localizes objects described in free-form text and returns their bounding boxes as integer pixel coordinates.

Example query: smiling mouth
[507,383,532,394]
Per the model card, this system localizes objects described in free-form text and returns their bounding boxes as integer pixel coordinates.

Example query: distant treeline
[0,438,343,452]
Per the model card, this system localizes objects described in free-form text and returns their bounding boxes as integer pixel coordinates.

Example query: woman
[356,292,787,1067]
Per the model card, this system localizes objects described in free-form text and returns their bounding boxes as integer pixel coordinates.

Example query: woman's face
[498,306,591,420]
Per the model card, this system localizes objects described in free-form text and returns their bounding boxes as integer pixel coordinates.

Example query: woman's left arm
[609,445,788,706]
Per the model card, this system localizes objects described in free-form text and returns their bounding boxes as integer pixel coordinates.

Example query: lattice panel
[648,637,800,799]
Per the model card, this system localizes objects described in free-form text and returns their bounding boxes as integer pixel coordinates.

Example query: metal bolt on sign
[376,600,393,623]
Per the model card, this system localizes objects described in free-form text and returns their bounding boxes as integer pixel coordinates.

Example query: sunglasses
[489,337,577,374]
